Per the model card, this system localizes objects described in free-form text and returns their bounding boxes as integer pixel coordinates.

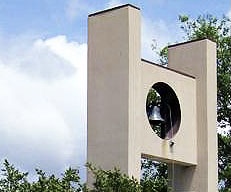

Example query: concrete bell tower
[87,4,218,191]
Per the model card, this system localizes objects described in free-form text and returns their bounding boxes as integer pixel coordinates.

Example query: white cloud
[0,35,87,177]
[37,36,86,69]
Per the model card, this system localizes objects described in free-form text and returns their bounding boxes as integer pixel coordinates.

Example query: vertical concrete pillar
[168,39,218,192]
[87,4,141,182]
[88,4,217,191]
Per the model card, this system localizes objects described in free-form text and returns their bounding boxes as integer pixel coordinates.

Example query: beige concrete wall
[141,61,197,166]
[87,4,141,180]
[88,4,217,192]
[168,39,218,192]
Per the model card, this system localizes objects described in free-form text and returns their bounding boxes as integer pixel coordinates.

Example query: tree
[157,14,231,191]
[0,160,143,192]
[85,14,231,192]
[0,159,176,192]
[140,158,168,192]
[178,14,231,128]
[179,14,231,191]
[86,163,141,192]
[1,14,229,192]
[0,159,84,192]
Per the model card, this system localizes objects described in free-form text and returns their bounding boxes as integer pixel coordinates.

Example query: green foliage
[159,46,168,66]
[0,160,30,192]
[1,13,229,192]
[0,159,84,192]
[1,160,161,192]
[218,133,231,191]
[30,168,83,192]
[158,14,231,191]
[179,14,231,191]
[140,159,168,192]
[146,88,160,107]
[0,160,171,192]
[86,163,141,192]
[178,14,231,127]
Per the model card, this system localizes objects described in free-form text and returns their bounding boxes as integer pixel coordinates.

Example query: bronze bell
[149,105,165,122]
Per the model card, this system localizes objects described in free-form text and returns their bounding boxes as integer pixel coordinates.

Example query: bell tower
[87,4,218,191]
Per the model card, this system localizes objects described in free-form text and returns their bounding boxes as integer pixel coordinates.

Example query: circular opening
[146,82,181,140]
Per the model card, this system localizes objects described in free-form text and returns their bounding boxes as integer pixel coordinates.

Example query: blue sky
[0,0,230,180]
[1,0,230,42]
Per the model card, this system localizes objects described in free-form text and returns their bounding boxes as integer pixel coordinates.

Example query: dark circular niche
[146,82,181,140]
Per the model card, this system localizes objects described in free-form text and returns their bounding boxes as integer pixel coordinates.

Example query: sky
[0,0,230,180]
